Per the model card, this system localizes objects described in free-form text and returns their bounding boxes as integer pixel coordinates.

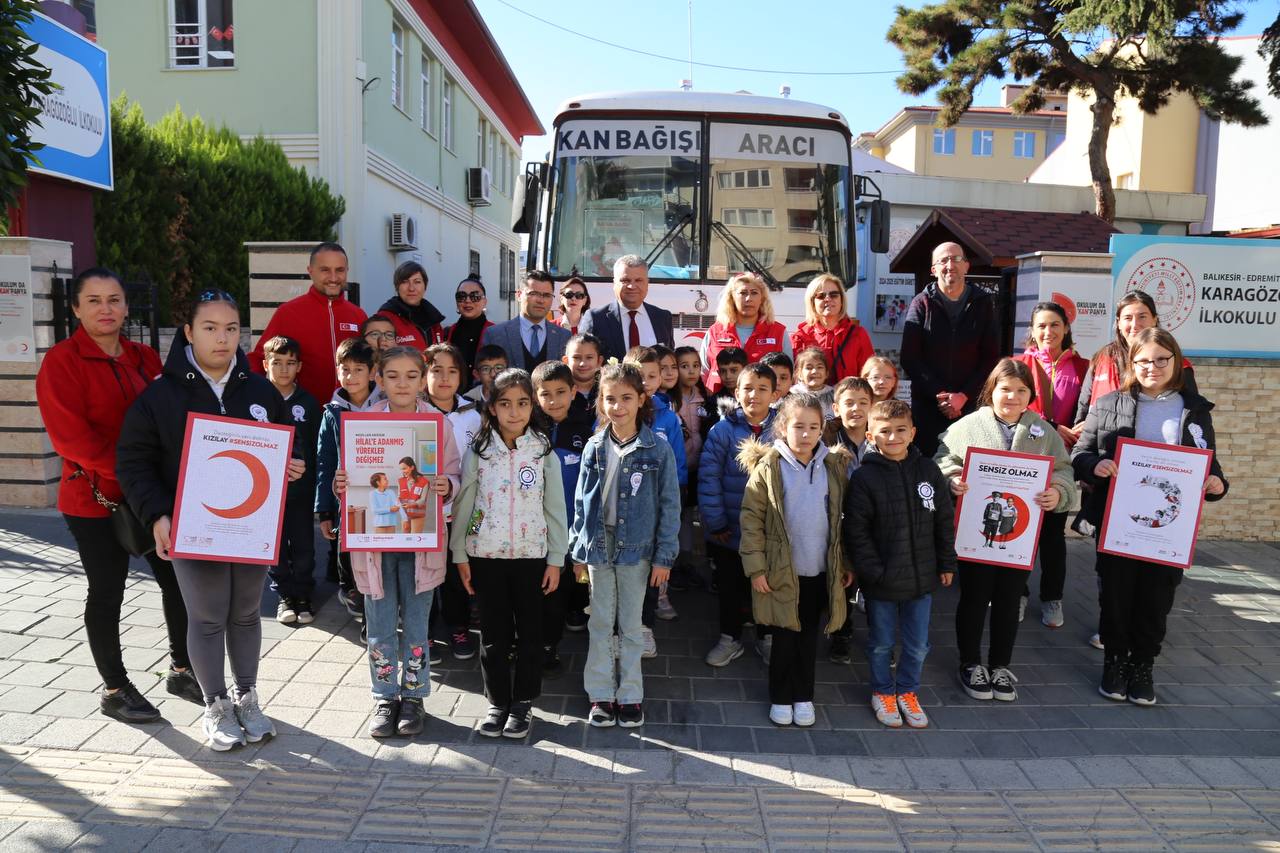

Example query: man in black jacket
[843,400,956,730]
[901,242,1001,456]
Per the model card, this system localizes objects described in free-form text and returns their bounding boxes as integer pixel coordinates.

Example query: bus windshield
[548,118,851,285]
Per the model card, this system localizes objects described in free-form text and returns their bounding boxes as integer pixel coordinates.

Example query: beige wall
[877,118,1059,181]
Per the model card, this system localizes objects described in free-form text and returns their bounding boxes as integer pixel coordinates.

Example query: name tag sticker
[630,471,643,496]
[339,323,359,332]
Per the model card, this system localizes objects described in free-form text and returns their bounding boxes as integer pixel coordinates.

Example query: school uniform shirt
[279,386,321,505]
[549,411,595,526]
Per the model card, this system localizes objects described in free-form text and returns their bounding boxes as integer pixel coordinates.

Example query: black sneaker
[341,589,364,620]
[1126,659,1157,706]
[503,702,532,738]
[165,667,203,704]
[100,683,161,723]
[451,629,476,660]
[588,701,616,728]
[828,634,852,664]
[479,706,508,737]
[429,641,443,666]
[617,703,644,728]
[542,645,564,679]
[276,598,297,624]
[397,697,426,735]
[1099,655,1129,701]
[564,609,588,633]
[959,664,993,700]
[989,667,1019,702]
[369,699,399,738]
[294,598,314,625]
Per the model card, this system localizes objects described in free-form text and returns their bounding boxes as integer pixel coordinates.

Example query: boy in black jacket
[843,399,956,730]
[261,336,322,624]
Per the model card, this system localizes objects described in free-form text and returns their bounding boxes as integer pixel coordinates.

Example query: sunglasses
[561,291,587,300]
[814,290,842,301]
[455,291,485,303]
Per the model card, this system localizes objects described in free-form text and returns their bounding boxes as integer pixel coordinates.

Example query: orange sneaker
[871,693,902,728]
[896,692,929,728]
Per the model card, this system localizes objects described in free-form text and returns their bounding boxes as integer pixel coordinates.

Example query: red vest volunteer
[702,320,787,393]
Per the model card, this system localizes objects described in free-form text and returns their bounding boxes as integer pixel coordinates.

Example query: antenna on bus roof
[687,0,694,90]
[780,84,791,98]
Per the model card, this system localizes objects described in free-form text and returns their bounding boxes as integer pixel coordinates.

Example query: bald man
[900,242,1001,455]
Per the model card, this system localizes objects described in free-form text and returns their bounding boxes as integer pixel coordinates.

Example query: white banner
[555,120,701,158]
[710,122,849,164]
[1111,235,1280,358]
[0,255,36,363]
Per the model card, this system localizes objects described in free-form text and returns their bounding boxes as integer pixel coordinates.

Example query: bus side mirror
[868,199,891,255]
[512,165,545,233]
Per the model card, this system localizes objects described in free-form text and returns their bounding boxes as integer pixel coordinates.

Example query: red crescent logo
[202,450,271,519]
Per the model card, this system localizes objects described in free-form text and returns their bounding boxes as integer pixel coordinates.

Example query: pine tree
[888,0,1267,222]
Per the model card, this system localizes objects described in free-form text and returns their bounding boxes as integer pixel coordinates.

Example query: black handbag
[71,465,156,557]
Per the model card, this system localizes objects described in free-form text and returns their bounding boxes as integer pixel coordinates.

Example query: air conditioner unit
[388,213,418,251]
[466,167,492,206]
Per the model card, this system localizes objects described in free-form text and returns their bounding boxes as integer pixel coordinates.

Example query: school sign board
[1111,235,1280,359]
[19,12,113,191]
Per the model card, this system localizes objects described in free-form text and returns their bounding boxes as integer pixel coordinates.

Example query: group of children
[251,314,1223,747]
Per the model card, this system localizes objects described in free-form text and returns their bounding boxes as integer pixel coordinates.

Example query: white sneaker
[202,696,247,751]
[769,704,793,726]
[655,586,678,621]
[1041,600,1064,629]
[233,687,276,742]
[792,702,816,727]
[641,626,657,659]
[1089,632,1105,650]
[871,694,902,728]
[705,634,744,667]
[896,692,929,728]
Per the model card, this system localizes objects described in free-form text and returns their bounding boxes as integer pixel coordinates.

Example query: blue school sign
[20,12,113,191]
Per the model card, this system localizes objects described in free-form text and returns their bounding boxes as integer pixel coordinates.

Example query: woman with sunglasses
[789,274,873,384]
[443,277,493,379]
[554,276,591,335]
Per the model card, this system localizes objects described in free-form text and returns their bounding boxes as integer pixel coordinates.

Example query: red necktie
[628,310,640,349]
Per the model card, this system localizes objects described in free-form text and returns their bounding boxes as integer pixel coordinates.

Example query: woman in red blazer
[789,274,873,383]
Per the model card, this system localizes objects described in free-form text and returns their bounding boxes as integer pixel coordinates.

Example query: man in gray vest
[481,270,570,371]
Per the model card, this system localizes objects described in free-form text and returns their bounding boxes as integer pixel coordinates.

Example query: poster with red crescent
[953,447,1054,571]
[170,413,294,565]
[341,412,445,553]
[1098,438,1213,570]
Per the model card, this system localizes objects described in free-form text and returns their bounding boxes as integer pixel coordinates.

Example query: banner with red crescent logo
[953,447,1055,571]
[170,413,294,565]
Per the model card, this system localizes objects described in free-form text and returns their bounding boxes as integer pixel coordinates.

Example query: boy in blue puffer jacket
[698,363,777,667]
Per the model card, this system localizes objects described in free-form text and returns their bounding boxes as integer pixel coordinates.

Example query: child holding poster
[331,346,460,738]
[935,358,1076,703]
[1072,328,1227,706]
[450,368,568,740]
[116,290,303,752]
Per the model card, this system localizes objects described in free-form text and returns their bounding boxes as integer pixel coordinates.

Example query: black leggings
[709,542,753,641]
[1097,551,1182,662]
[470,557,545,708]
[64,514,190,690]
[768,575,827,704]
[956,559,1026,669]
[1024,512,1069,602]
[170,559,267,702]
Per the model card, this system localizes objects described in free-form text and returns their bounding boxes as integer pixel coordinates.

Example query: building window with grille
[1013,130,1036,159]
[469,250,481,278]
[391,22,405,109]
[442,77,454,151]
[477,118,488,167]
[971,129,993,157]
[932,128,955,155]
[169,0,234,68]
[420,53,433,134]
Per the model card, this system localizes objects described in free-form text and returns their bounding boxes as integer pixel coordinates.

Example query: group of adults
[35,233,1185,724]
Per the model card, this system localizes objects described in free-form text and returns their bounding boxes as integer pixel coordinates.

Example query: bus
[514,89,889,344]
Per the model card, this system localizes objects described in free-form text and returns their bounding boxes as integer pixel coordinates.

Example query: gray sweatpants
[170,559,267,703]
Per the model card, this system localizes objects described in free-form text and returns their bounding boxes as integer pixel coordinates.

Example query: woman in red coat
[699,272,787,393]
[789,273,873,383]
[375,261,447,350]
[34,268,200,723]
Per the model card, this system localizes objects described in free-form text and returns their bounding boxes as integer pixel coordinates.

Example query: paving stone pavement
[1,508,1278,850]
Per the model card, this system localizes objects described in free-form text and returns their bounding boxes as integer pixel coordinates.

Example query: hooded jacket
[737,438,853,633]
[1071,387,1228,527]
[375,295,446,351]
[842,446,957,602]
[37,327,163,518]
[696,401,776,549]
[651,392,688,486]
[117,337,298,529]
[249,286,366,403]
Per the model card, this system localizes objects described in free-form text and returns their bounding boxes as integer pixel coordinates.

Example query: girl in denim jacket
[569,364,681,729]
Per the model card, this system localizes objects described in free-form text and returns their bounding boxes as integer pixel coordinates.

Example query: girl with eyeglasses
[554,276,591,335]
[1071,327,1227,707]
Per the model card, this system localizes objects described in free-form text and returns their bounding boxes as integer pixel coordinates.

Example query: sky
[473,0,1279,163]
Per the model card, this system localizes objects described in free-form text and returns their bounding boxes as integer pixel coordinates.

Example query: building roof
[413,0,544,141]
[890,206,1118,272]
[553,90,850,130]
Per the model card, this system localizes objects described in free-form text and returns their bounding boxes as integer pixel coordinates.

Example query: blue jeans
[864,594,932,696]
[584,530,650,704]
[365,551,433,700]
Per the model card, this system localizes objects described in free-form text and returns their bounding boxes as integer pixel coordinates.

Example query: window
[787,209,818,231]
[971,129,993,157]
[419,53,432,133]
[477,118,488,167]
[721,208,774,228]
[441,78,454,150]
[488,129,497,179]
[783,168,817,190]
[1116,172,1133,189]
[932,128,955,155]
[716,168,771,189]
[169,0,234,68]
[746,248,775,267]
[1047,131,1065,156]
[469,250,481,278]
[786,245,822,264]
[1013,130,1036,159]
[390,21,405,108]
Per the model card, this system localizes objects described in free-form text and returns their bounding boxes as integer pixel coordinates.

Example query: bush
[95,98,344,322]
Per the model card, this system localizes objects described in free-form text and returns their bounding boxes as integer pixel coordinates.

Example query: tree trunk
[1088,89,1117,223]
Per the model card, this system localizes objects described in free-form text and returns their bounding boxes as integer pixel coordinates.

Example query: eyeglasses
[561,291,587,301]
[364,331,396,341]
[1133,356,1173,370]
[455,291,485,303]
[933,255,967,267]
[814,290,842,301]
[524,290,553,300]
[476,364,505,376]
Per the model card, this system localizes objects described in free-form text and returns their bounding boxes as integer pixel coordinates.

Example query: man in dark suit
[578,255,675,361]
[480,270,571,371]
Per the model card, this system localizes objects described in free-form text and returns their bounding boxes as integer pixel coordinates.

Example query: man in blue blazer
[480,270,571,371]
[579,255,675,361]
